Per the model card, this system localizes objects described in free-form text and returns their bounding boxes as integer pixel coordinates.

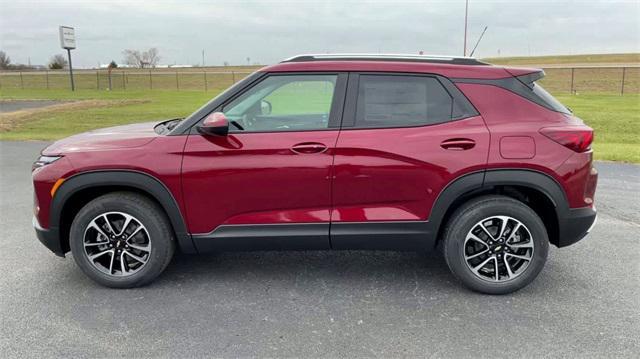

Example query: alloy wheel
[83,212,152,277]
[463,215,534,282]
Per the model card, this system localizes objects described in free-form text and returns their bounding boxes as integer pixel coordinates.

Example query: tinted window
[531,83,571,114]
[355,75,453,128]
[222,75,337,132]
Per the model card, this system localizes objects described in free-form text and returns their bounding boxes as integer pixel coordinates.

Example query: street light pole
[463,0,469,56]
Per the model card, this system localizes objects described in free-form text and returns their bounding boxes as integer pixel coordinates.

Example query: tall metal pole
[463,0,469,56]
[67,48,75,91]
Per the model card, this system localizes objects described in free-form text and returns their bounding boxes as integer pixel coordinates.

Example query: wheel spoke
[497,216,510,239]
[89,249,113,261]
[125,226,144,242]
[503,256,514,278]
[472,256,493,273]
[123,250,147,264]
[506,222,522,243]
[108,251,115,274]
[84,241,108,247]
[506,253,532,261]
[120,252,128,274]
[493,257,499,281]
[479,223,496,241]
[102,214,116,235]
[508,241,534,249]
[87,221,109,239]
[127,242,150,252]
[467,233,489,247]
[117,214,134,236]
[465,248,489,260]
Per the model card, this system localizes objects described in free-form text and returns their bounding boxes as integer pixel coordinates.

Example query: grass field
[1,53,639,162]
[483,53,640,66]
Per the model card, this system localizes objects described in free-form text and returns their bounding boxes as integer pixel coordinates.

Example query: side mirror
[260,100,272,115]
[198,112,229,136]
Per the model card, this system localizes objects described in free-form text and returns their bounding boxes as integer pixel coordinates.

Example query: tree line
[0,48,160,70]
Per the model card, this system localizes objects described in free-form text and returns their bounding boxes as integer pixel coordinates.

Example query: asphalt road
[0,100,67,113]
[1,141,638,358]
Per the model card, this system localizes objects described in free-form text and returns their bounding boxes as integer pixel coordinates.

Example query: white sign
[59,26,76,49]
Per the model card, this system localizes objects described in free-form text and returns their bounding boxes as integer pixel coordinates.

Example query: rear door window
[354,75,453,128]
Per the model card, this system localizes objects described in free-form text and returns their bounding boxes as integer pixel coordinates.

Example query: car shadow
[155,249,457,290]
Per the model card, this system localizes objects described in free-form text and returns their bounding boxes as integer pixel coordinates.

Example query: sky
[1,0,639,68]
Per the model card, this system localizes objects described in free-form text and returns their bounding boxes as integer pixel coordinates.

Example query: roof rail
[281,53,489,66]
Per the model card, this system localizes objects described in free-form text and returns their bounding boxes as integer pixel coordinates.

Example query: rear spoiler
[504,68,545,89]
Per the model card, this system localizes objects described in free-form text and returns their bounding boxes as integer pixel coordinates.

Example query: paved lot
[1,140,638,358]
[0,100,68,113]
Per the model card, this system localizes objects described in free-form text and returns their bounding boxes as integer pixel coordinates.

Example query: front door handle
[440,138,476,151]
[290,142,328,154]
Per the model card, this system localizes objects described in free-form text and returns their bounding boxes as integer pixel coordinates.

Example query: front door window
[222,74,337,132]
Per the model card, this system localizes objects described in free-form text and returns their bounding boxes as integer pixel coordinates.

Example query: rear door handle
[290,142,328,154]
[440,138,476,151]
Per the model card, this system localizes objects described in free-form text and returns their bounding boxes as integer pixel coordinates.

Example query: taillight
[540,126,594,152]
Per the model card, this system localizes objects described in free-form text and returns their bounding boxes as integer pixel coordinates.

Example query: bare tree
[48,54,68,69]
[0,51,10,69]
[122,48,160,68]
[146,48,159,67]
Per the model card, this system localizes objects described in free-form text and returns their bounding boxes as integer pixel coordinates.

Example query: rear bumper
[557,206,597,247]
[33,216,65,257]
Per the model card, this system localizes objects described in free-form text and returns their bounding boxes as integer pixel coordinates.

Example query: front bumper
[33,216,65,257]
[557,206,597,247]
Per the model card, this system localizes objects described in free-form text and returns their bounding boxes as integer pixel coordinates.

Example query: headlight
[32,155,62,171]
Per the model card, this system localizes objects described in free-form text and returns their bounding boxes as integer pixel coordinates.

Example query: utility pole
[463,0,469,56]
[202,49,205,67]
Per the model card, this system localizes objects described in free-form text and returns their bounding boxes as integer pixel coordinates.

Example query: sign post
[59,26,76,91]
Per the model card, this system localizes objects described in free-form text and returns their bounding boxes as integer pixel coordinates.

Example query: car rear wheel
[442,195,549,294]
[69,192,175,288]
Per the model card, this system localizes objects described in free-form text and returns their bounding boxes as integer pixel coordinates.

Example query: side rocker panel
[51,170,197,254]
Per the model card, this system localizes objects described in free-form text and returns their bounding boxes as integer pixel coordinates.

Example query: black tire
[442,195,549,295]
[69,192,175,288]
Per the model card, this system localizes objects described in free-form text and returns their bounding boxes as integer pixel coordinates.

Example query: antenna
[469,26,488,57]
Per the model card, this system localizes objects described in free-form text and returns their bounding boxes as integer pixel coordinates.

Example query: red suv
[32,54,597,294]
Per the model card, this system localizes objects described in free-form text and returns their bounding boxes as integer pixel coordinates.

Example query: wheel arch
[51,170,196,255]
[431,169,568,247]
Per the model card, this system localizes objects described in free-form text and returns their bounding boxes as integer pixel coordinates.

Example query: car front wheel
[69,192,175,288]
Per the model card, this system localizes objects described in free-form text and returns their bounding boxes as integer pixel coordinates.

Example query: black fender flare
[428,169,568,246]
[51,170,197,254]
[482,169,569,214]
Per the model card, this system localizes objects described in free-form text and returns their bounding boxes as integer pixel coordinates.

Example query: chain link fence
[0,66,638,94]
[0,69,254,92]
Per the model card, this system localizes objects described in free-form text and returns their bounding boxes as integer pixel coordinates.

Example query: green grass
[1,88,639,163]
[556,93,640,163]
[0,89,213,140]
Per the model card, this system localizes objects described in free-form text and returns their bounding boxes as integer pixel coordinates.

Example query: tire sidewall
[444,197,549,294]
[70,194,173,288]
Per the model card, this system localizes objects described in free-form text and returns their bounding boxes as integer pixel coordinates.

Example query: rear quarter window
[355,75,454,128]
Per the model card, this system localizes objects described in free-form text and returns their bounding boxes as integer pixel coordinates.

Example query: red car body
[33,55,597,257]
